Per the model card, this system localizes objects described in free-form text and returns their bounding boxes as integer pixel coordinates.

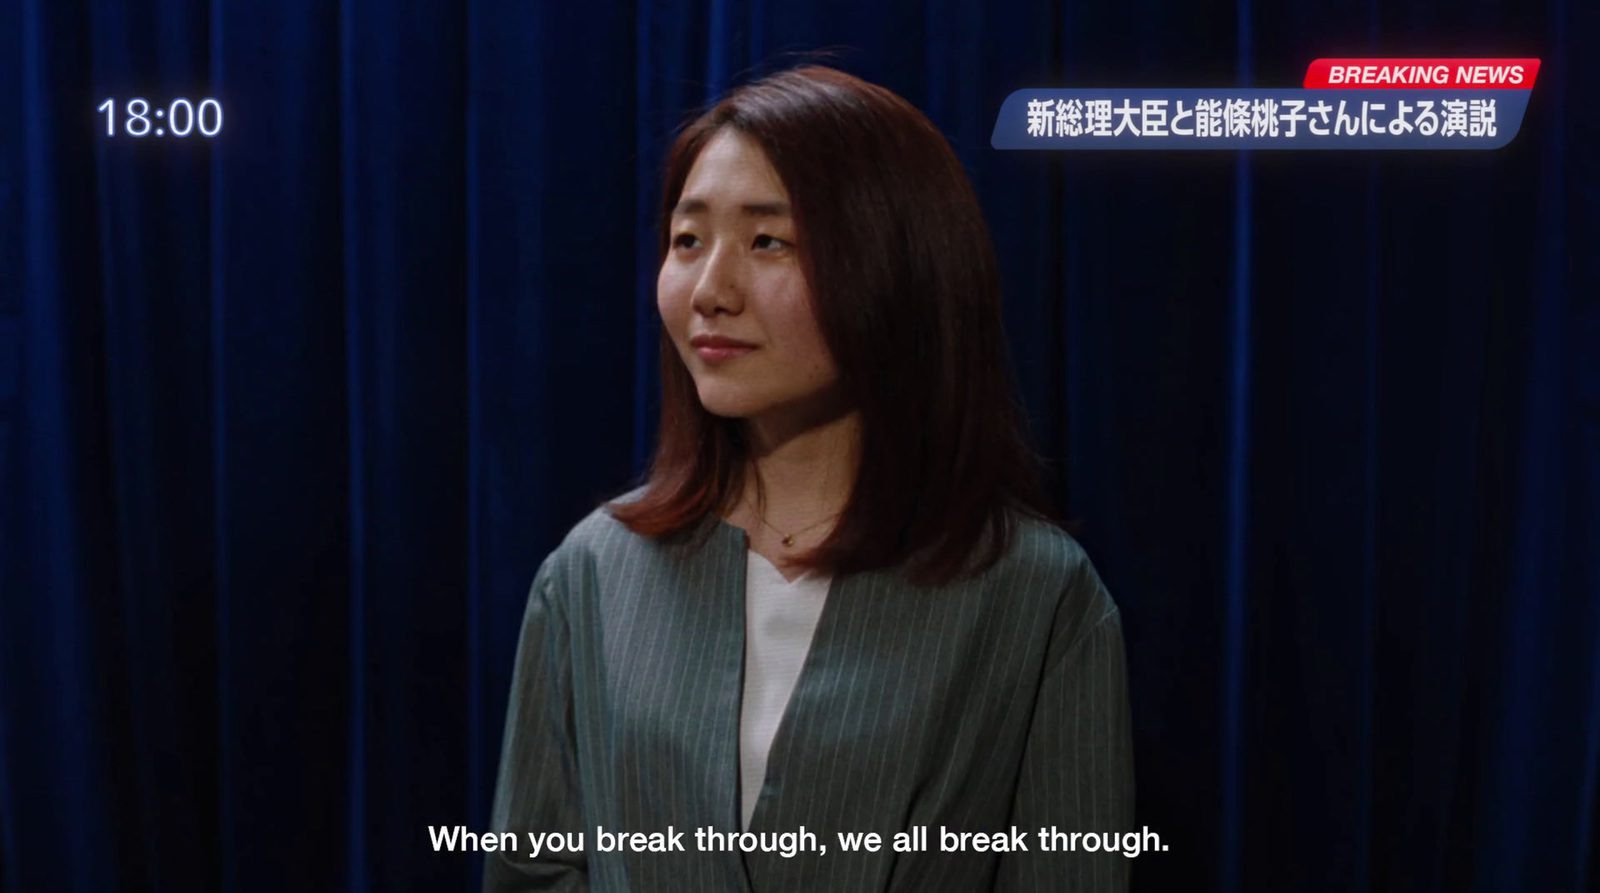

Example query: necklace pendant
[782,535,794,547]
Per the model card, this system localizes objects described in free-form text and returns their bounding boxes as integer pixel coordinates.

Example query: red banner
[1303,58,1540,88]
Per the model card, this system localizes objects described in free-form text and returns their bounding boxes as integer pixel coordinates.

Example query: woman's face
[658,128,844,432]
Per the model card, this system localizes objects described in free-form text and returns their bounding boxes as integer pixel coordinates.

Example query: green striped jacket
[486,491,1134,892]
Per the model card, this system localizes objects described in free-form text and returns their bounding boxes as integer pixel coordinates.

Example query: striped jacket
[485,494,1134,892]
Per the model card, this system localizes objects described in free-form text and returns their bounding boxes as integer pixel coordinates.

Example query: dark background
[2,0,1596,891]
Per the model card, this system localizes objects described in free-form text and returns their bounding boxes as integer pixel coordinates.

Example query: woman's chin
[695,389,763,420]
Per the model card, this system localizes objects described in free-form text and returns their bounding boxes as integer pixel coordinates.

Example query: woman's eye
[753,234,790,250]
[672,233,700,249]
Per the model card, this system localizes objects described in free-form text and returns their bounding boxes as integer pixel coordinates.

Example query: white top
[738,549,832,831]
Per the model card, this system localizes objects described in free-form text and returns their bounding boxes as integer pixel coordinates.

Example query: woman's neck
[739,405,861,531]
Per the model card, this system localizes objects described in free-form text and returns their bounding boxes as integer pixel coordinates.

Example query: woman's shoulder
[983,508,1094,588]
[530,484,692,591]
[987,508,1119,636]
[564,483,653,551]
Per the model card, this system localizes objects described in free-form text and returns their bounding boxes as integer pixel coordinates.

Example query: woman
[485,65,1133,893]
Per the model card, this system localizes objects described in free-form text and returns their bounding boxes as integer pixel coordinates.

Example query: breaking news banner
[991,57,1539,150]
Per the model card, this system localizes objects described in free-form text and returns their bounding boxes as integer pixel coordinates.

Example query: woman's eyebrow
[673,197,791,218]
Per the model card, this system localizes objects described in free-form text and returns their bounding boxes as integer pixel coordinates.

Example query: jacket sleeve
[483,559,589,892]
[994,558,1136,893]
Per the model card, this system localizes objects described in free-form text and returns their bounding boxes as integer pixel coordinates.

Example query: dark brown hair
[606,64,1061,587]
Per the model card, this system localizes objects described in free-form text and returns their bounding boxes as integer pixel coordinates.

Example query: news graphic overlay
[429,823,1168,860]
[96,97,225,139]
[992,58,1538,150]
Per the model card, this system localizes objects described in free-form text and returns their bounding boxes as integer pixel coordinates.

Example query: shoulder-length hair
[606,64,1061,588]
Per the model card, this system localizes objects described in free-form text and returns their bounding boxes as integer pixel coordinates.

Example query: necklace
[743,495,840,547]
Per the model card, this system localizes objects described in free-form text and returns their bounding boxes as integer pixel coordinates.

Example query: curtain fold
[1,1,1593,891]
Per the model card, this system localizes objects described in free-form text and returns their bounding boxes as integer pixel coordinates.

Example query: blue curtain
[2,0,1595,891]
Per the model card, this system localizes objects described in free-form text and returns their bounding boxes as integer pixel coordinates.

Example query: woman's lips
[695,345,756,363]
[690,334,757,363]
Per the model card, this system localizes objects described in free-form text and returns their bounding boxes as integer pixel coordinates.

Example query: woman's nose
[690,244,743,316]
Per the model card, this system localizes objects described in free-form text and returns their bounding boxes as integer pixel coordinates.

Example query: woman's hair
[605,64,1061,587]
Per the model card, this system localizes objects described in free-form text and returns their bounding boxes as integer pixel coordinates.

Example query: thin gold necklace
[743,495,840,547]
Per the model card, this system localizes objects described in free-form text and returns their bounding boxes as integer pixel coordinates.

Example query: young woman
[485,64,1133,893]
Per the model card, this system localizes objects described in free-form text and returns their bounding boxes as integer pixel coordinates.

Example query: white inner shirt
[739,549,832,831]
